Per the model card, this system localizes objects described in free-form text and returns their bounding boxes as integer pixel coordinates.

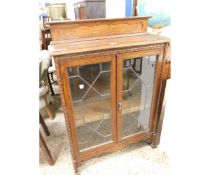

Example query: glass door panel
[67,62,112,151]
[121,56,157,138]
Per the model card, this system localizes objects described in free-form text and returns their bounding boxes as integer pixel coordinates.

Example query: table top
[49,32,170,57]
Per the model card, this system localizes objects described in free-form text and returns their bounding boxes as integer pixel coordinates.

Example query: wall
[66,1,75,20]
[106,0,126,18]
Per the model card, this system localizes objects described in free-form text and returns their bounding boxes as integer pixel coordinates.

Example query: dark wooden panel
[48,17,150,41]
[79,7,86,19]
[74,0,105,19]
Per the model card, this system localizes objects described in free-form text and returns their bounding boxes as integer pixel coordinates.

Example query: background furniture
[74,0,105,19]
[39,51,55,119]
[48,3,67,20]
[47,57,60,96]
[48,17,170,173]
[39,84,55,119]
[40,15,52,50]
[39,113,54,165]
[41,28,51,50]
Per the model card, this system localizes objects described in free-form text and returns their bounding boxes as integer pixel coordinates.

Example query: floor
[40,94,170,175]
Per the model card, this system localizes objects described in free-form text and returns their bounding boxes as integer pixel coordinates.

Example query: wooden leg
[151,144,157,149]
[153,81,167,146]
[45,104,55,120]
[133,58,136,70]
[74,160,81,174]
[149,80,167,148]
[147,139,157,149]
[40,131,54,165]
[41,30,46,50]
[42,94,55,120]
[49,72,54,82]
[39,113,50,136]
[47,71,55,96]
[139,57,143,75]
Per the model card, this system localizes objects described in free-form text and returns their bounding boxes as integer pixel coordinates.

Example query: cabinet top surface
[48,17,170,57]
[47,16,150,26]
[49,33,170,57]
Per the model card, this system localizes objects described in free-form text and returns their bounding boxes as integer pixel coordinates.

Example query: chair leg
[139,57,143,75]
[42,94,55,120]
[46,71,55,96]
[39,113,50,136]
[40,131,54,165]
[45,104,55,120]
[47,71,60,96]
[49,72,54,82]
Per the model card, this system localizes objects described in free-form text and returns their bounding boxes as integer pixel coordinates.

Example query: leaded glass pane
[122,55,157,137]
[67,62,112,151]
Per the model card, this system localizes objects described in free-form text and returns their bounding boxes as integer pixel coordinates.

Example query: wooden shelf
[74,94,145,126]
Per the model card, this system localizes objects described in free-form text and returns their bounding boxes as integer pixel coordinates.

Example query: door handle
[118,102,122,111]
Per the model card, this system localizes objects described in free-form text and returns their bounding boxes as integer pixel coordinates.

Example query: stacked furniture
[74,0,105,19]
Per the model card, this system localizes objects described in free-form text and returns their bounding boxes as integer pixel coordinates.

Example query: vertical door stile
[60,61,80,158]
[111,54,117,144]
[116,54,123,142]
[55,60,80,171]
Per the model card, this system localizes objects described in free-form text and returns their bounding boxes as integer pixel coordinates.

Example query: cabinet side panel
[148,48,166,146]
[153,42,171,145]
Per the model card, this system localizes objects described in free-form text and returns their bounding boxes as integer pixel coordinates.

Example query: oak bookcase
[48,17,170,173]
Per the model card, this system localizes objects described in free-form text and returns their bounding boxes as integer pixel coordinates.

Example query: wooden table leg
[39,113,50,136]
[43,96,55,120]
[139,57,143,75]
[45,104,55,120]
[40,131,54,166]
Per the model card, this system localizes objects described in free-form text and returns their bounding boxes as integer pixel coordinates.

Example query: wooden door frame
[57,53,117,164]
[116,48,165,144]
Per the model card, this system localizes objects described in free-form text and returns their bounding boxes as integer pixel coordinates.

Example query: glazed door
[61,54,117,153]
[117,49,164,141]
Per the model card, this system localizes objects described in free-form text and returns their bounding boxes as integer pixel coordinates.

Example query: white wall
[66,1,75,20]
[106,0,125,18]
